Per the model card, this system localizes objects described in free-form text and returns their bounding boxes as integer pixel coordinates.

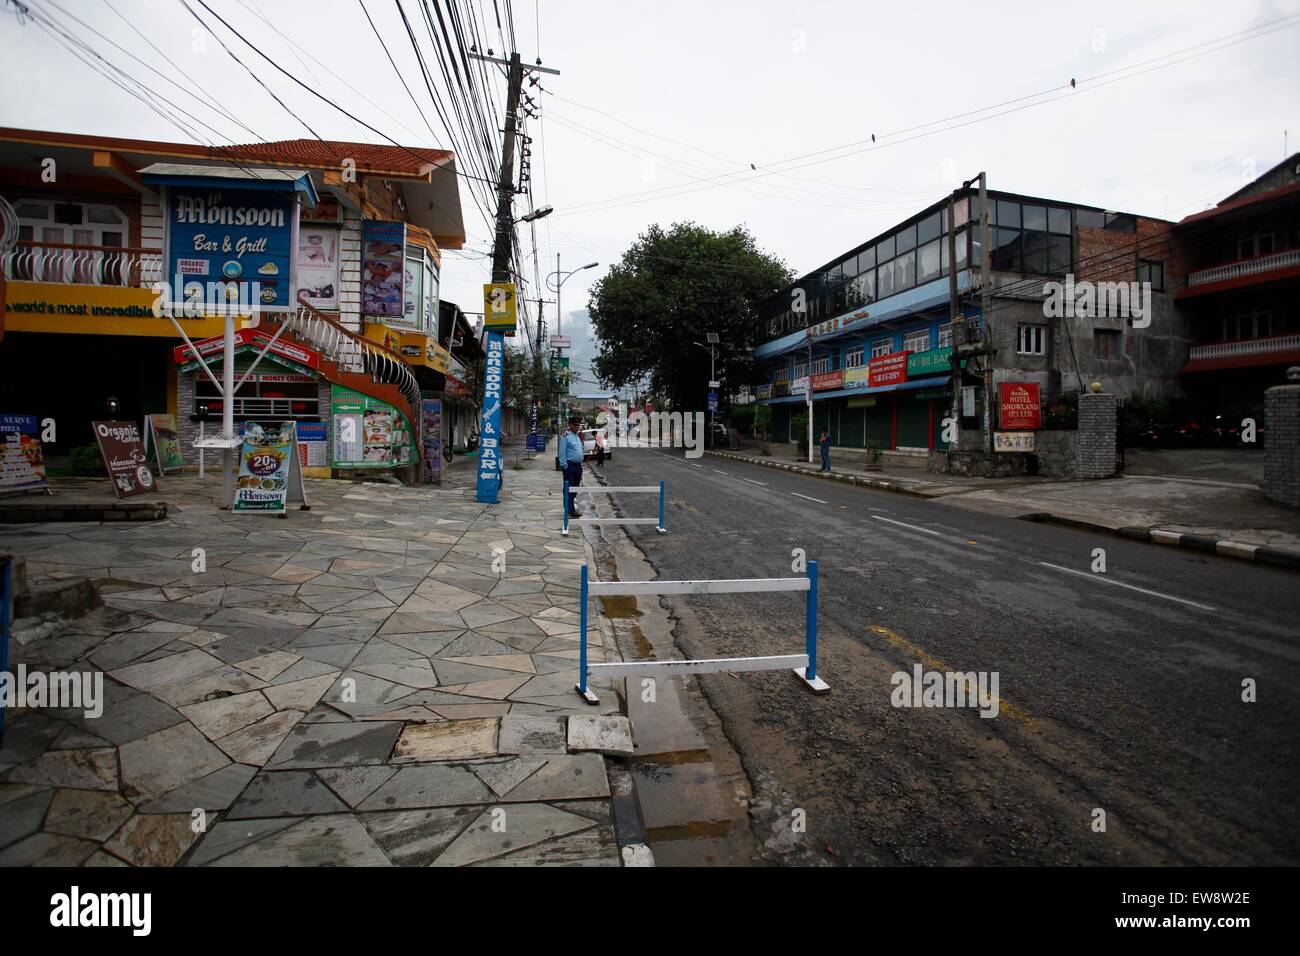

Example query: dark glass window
[860,245,876,269]
[877,234,895,261]
[991,227,1021,272]
[1104,212,1136,233]
[1022,205,1047,231]
[917,213,942,245]
[917,239,942,283]
[1094,328,1121,359]
[877,257,896,297]
[894,250,916,291]
[895,224,916,254]
[1047,234,1072,274]
[1048,207,1071,235]
[1137,259,1165,291]
[1022,230,1049,274]
[843,253,859,277]
[1076,208,1104,230]
[996,200,1021,229]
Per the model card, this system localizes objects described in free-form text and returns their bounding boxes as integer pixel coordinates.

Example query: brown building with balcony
[1174,153,1300,423]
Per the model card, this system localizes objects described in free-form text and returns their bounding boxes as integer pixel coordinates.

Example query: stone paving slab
[1,455,628,867]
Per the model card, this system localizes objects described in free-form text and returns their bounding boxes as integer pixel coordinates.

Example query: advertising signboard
[907,347,954,377]
[812,370,844,392]
[92,421,157,498]
[145,414,184,474]
[868,352,909,387]
[476,331,505,503]
[330,386,414,468]
[173,328,321,372]
[166,186,295,311]
[421,399,443,485]
[994,431,1036,453]
[483,283,517,335]
[295,421,329,469]
[296,227,339,310]
[361,221,406,320]
[999,382,1042,430]
[0,414,49,492]
[232,421,308,514]
[844,366,871,388]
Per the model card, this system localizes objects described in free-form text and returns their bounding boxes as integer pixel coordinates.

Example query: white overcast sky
[3,0,1299,387]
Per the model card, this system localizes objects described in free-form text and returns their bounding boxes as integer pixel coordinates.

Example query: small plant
[69,442,105,476]
[865,439,883,471]
[791,411,809,458]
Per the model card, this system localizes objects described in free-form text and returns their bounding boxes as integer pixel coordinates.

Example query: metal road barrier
[574,560,830,704]
[562,480,667,536]
[0,557,11,746]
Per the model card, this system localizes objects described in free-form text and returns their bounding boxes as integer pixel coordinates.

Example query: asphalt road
[581,447,1300,866]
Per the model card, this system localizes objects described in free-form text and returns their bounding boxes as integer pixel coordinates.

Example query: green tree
[587,222,792,411]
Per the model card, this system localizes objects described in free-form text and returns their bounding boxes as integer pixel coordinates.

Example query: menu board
[92,421,157,498]
[232,421,308,515]
[0,414,49,492]
[296,227,339,310]
[330,386,414,468]
[145,414,184,474]
[295,421,329,468]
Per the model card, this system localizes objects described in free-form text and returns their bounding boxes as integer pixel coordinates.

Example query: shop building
[754,182,1182,456]
[0,128,465,478]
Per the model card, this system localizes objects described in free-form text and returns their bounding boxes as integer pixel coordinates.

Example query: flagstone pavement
[0,455,629,866]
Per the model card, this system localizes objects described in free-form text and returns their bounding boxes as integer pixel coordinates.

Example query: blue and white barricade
[562,479,667,537]
[574,560,829,704]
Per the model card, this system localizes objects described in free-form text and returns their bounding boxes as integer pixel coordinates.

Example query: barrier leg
[0,558,10,745]
[657,479,667,534]
[795,559,830,693]
[562,479,570,536]
[575,564,600,704]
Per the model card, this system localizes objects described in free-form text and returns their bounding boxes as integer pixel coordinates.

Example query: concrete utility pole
[490,52,524,284]
[979,172,994,455]
[806,338,814,463]
[947,190,960,450]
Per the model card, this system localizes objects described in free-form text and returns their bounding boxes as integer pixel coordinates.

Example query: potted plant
[791,411,809,460]
[864,439,883,472]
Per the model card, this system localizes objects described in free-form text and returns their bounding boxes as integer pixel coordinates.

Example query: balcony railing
[1187,248,1300,287]
[1188,334,1300,361]
[2,240,163,288]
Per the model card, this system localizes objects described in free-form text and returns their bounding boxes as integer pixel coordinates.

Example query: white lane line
[688,463,704,468]
[1036,561,1216,611]
[791,492,827,504]
[712,469,730,475]
[872,515,942,536]
[742,478,767,486]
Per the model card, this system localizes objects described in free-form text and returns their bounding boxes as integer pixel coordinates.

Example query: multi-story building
[753,183,1183,455]
[1173,153,1300,424]
[0,127,465,477]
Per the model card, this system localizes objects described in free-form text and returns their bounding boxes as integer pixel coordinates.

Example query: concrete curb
[705,450,933,499]
[707,450,1300,573]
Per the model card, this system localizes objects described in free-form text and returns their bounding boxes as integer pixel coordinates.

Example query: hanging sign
[92,421,157,498]
[232,421,309,514]
[483,283,517,335]
[0,415,49,492]
[475,331,505,503]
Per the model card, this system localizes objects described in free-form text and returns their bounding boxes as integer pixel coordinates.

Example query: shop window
[871,339,893,358]
[1018,325,1046,355]
[1093,328,1121,359]
[903,329,930,353]
[812,355,830,375]
[917,239,942,283]
[845,347,865,368]
[938,322,953,348]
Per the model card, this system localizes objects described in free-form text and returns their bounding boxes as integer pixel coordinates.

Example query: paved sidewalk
[0,453,630,867]
[710,445,1300,562]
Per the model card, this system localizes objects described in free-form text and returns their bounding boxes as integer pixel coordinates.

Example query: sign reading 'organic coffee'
[92,421,157,498]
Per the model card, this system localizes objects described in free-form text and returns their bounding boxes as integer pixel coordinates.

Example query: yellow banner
[483,282,517,334]
[2,281,228,338]
[362,324,451,373]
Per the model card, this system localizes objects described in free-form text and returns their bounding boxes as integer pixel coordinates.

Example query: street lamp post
[692,333,721,448]
[546,254,598,443]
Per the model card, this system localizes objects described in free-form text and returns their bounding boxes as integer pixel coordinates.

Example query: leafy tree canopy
[587,222,792,411]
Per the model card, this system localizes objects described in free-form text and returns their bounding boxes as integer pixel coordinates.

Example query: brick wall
[1264,380,1300,507]
[1077,391,1117,479]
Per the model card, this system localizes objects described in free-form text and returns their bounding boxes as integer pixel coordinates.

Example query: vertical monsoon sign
[475,331,505,503]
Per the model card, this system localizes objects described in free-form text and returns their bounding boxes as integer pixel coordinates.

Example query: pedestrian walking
[819,428,832,472]
[561,414,585,518]
[595,427,606,466]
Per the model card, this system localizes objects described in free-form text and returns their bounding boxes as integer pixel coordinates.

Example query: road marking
[742,478,766,486]
[1036,561,1215,611]
[872,515,942,536]
[866,625,1037,731]
[712,469,729,475]
[791,492,827,504]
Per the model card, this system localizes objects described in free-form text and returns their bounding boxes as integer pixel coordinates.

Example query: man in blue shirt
[560,415,585,518]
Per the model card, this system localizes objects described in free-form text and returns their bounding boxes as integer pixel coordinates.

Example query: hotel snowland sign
[999,382,1042,429]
